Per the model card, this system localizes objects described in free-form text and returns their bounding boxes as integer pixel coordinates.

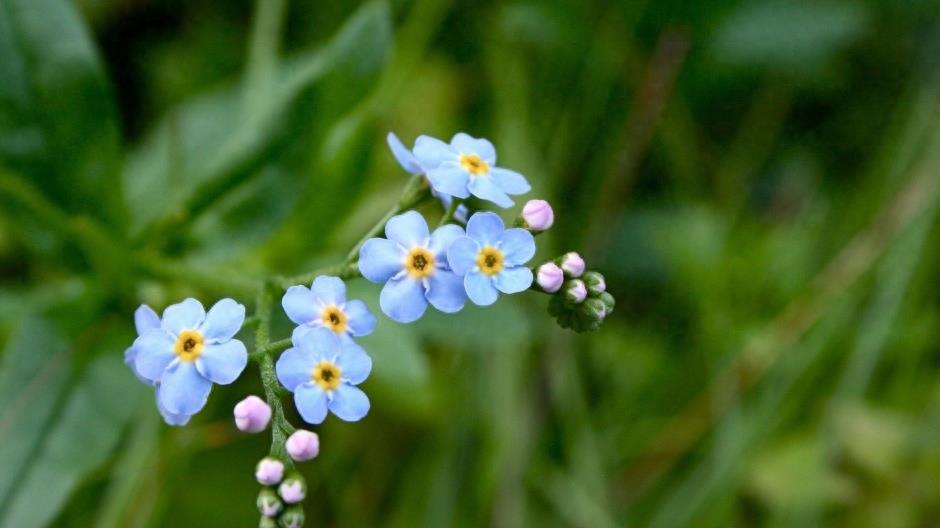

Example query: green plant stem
[437,197,463,227]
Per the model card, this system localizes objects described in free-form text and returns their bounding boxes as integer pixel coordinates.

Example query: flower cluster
[537,253,615,332]
[255,455,307,527]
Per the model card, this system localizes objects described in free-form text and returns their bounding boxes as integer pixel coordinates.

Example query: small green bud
[580,298,607,322]
[280,505,306,528]
[257,488,283,517]
[582,271,606,296]
[562,279,587,305]
[260,516,278,528]
[598,291,615,314]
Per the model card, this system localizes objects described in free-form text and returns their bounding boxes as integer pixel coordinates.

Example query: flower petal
[133,329,176,382]
[134,305,160,335]
[200,298,245,343]
[450,132,496,164]
[379,277,428,323]
[498,228,536,266]
[385,211,430,248]
[426,164,470,199]
[359,238,405,283]
[124,346,154,386]
[466,211,505,246]
[155,386,191,426]
[311,276,347,305]
[276,346,318,392]
[427,270,467,313]
[196,339,247,384]
[343,300,376,337]
[336,341,372,384]
[294,383,329,424]
[161,298,206,335]
[290,326,338,359]
[465,271,499,306]
[468,175,514,208]
[159,360,212,416]
[494,266,534,294]
[429,224,465,258]
[387,132,423,174]
[328,384,370,422]
[446,236,480,276]
[413,134,456,169]
[282,285,318,325]
[489,167,530,195]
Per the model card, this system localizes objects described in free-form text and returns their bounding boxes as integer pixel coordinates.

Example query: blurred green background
[1,0,940,526]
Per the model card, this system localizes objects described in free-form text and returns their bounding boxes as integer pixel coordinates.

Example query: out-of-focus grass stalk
[243,0,287,121]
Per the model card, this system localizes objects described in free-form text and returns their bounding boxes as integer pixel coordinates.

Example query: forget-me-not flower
[358,210,467,323]
[282,276,376,343]
[132,298,247,417]
[125,305,192,425]
[412,132,530,208]
[276,326,372,424]
[388,132,468,223]
[446,212,536,306]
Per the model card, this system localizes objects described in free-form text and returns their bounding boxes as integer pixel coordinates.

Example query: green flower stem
[437,197,464,227]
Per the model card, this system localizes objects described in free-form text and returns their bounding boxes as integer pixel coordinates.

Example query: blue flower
[412,132,531,208]
[282,276,377,344]
[276,326,372,424]
[446,212,536,306]
[358,210,468,323]
[388,131,468,222]
[132,298,248,418]
[124,305,192,426]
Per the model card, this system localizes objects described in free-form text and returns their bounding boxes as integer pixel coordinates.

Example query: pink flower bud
[255,457,285,485]
[560,252,585,277]
[522,199,554,231]
[564,280,587,304]
[278,476,307,504]
[234,395,271,433]
[537,263,564,293]
[286,430,320,462]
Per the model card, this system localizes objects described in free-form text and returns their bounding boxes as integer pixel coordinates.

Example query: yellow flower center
[312,360,342,391]
[476,246,504,276]
[459,153,489,176]
[174,329,204,362]
[321,306,348,334]
[404,247,436,279]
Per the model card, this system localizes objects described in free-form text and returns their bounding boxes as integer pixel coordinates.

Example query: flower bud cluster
[255,456,309,527]
[538,253,614,332]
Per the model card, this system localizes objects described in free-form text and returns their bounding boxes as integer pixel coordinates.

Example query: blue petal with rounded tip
[469,175,513,208]
[426,164,471,199]
[201,298,245,343]
[446,236,480,276]
[276,346,318,391]
[387,132,424,174]
[159,360,212,415]
[385,211,430,248]
[124,346,153,386]
[161,298,205,335]
[466,212,505,246]
[359,238,405,283]
[328,384,370,422]
[427,270,467,313]
[294,383,329,424]
[311,276,346,305]
[196,339,247,384]
[282,285,318,325]
[450,133,496,164]
[465,271,499,306]
[336,341,372,384]
[134,305,160,335]
[413,135,456,169]
[133,329,176,382]
[344,300,376,336]
[489,167,530,195]
[494,266,534,294]
[156,386,191,426]
[379,277,428,323]
[498,228,536,266]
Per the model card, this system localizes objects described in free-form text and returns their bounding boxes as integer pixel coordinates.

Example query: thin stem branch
[437,197,463,227]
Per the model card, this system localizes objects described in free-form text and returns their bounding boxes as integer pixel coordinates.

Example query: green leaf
[0,0,122,223]
[0,317,71,508]
[0,352,145,527]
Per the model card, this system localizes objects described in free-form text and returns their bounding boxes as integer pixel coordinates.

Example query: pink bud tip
[285,430,320,462]
[566,280,588,304]
[522,199,554,231]
[560,252,585,277]
[234,395,272,433]
[537,263,565,293]
[255,457,285,485]
[279,480,306,504]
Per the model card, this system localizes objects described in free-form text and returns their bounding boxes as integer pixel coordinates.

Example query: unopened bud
[536,263,564,293]
[257,489,283,517]
[235,395,272,433]
[255,457,285,486]
[582,271,606,296]
[286,430,320,462]
[560,252,585,277]
[598,292,615,314]
[521,199,554,231]
[280,505,306,528]
[580,298,607,322]
[278,474,307,504]
[563,280,587,304]
[260,516,278,528]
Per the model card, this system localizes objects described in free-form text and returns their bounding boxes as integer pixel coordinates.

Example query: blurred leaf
[711,1,870,71]
[835,404,912,478]
[0,318,70,508]
[0,0,122,223]
[0,352,144,527]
